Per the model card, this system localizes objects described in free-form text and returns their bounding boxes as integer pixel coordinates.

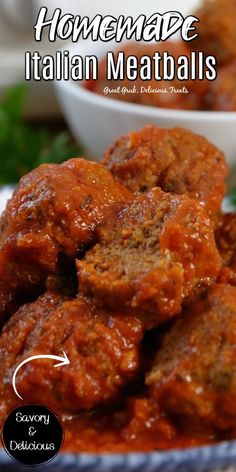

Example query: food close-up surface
[1,0,236,468]
[1,121,236,454]
[0,158,131,323]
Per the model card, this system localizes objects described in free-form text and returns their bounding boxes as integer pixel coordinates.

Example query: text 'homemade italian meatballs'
[77,188,221,328]
[0,158,131,320]
[146,284,236,436]
[215,213,236,286]
[102,126,227,217]
[0,292,143,419]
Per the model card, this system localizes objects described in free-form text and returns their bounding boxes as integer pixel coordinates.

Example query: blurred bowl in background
[55,41,236,169]
[0,0,32,31]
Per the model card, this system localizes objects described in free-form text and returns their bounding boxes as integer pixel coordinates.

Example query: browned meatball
[193,0,236,66]
[77,188,221,329]
[0,291,67,420]
[0,158,131,320]
[90,42,205,110]
[0,282,18,323]
[206,62,236,111]
[146,284,236,435]
[0,293,143,418]
[102,126,227,218]
[215,213,236,285]
[116,395,208,451]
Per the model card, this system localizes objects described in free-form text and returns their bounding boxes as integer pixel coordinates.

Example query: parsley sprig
[0,85,80,184]
[230,189,236,207]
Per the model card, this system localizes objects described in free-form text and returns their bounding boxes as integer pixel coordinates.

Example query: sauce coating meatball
[0,293,143,418]
[0,282,17,321]
[146,284,236,435]
[77,188,221,328]
[0,291,67,420]
[215,213,236,285]
[103,125,227,218]
[0,158,131,320]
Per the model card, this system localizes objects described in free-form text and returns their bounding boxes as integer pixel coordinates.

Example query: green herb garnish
[0,85,80,184]
[230,189,236,207]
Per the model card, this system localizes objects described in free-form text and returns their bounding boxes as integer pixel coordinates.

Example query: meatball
[0,292,143,418]
[206,62,236,111]
[146,284,236,435]
[102,125,227,218]
[90,42,204,110]
[119,396,177,451]
[0,291,67,420]
[0,282,18,323]
[0,158,131,320]
[77,188,221,328]
[193,0,236,66]
[215,213,236,285]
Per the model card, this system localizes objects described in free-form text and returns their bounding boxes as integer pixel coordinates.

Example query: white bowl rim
[55,40,236,123]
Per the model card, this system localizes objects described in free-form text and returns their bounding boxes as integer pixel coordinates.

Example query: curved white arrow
[12,351,70,400]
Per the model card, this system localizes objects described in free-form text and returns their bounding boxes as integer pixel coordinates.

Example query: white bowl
[55,41,236,167]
